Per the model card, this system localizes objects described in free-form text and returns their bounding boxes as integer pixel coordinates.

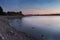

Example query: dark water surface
[7,16,60,40]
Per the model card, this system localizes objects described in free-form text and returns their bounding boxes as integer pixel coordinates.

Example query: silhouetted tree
[0,6,3,15]
[0,6,3,12]
[19,11,24,16]
[0,6,7,15]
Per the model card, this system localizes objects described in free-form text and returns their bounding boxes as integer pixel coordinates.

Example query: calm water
[7,16,60,40]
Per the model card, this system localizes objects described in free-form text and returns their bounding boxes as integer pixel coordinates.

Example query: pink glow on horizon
[23,10,60,15]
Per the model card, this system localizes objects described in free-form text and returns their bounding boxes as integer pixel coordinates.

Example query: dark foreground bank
[0,16,34,40]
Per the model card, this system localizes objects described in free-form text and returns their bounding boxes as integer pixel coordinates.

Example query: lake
[7,16,60,40]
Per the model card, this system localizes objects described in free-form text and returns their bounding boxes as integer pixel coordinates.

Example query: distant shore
[25,14,60,16]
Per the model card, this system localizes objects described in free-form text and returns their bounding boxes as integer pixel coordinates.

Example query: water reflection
[7,16,60,40]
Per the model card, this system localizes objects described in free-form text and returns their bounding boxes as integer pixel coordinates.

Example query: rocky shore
[0,16,34,40]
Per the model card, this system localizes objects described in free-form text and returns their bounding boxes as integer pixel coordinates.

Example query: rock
[0,33,4,40]
[32,27,35,29]
[6,30,15,36]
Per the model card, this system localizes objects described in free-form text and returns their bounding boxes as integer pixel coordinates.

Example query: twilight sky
[0,0,60,14]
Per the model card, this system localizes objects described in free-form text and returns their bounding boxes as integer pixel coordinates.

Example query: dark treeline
[0,6,24,16]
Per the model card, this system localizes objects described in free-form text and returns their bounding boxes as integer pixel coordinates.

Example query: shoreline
[0,16,34,40]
